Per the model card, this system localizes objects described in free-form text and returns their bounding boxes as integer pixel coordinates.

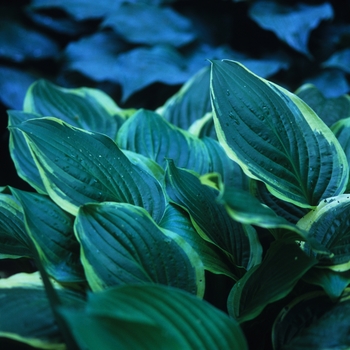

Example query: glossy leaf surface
[74,202,204,295]
[210,60,348,208]
[60,284,248,350]
[13,117,166,220]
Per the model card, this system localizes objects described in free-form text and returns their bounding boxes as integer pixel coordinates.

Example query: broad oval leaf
[60,284,248,350]
[298,194,350,270]
[11,188,84,283]
[24,79,126,139]
[0,192,31,258]
[116,109,239,186]
[12,117,166,220]
[102,3,195,47]
[0,272,85,349]
[322,48,350,74]
[210,60,349,208]
[74,202,204,296]
[248,1,333,57]
[228,240,317,323]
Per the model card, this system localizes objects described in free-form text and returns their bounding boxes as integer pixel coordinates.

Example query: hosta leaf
[249,1,333,57]
[296,84,350,127]
[60,284,248,350]
[278,292,350,349]
[322,48,350,74]
[251,180,308,225]
[0,66,36,109]
[157,66,212,130]
[63,31,127,82]
[116,109,238,186]
[272,291,334,349]
[304,69,350,98]
[102,3,195,47]
[0,20,60,62]
[303,268,350,300]
[210,60,349,208]
[11,189,84,283]
[12,117,166,220]
[159,203,236,279]
[8,110,46,193]
[29,0,121,20]
[228,240,317,323]
[0,272,85,349]
[0,193,31,258]
[74,202,204,295]
[165,160,261,270]
[298,194,350,269]
[24,79,125,139]
[112,45,188,101]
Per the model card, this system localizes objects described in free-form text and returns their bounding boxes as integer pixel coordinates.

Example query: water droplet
[226,90,230,96]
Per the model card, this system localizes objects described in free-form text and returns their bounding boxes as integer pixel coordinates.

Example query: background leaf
[249,1,333,57]
[210,60,349,207]
[60,284,248,350]
[74,202,204,295]
[322,48,350,74]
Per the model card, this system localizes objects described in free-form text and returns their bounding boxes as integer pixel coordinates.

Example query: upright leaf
[12,117,166,220]
[74,202,204,296]
[60,284,248,350]
[210,60,348,207]
[165,160,260,270]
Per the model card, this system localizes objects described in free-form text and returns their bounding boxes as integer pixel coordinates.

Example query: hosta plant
[1,59,350,349]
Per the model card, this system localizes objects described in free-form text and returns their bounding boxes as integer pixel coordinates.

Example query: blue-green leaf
[322,48,350,74]
[59,284,248,350]
[12,117,166,220]
[74,202,204,295]
[210,60,349,208]
[249,1,333,57]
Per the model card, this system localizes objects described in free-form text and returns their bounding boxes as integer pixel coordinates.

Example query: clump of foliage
[1,59,350,349]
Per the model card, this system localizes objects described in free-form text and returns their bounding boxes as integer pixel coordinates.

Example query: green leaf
[11,189,85,283]
[322,48,350,74]
[303,268,350,300]
[0,192,31,258]
[228,240,318,323]
[157,66,212,130]
[210,60,349,207]
[59,284,248,350]
[165,160,261,270]
[12,117,166,220]
[296,84,350,127]
[8,110,46,193]
[332,117,350,192]
[298,194,350,269]
[248,1,333,57]
[102,3,195,47]
[272,291,334,349]
[278,292,350,349]
[110,45,188,102]
[159,203,236,279]
[74,202,205,295]
[24,79,125,139]
[0,20,59,62]
[0,272,85,349]
[116,109,239,186]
